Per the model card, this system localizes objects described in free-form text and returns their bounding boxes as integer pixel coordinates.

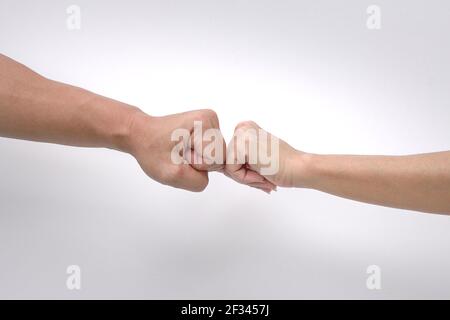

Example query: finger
[249,185,272,194]
[225,163,277,189]
[229,166,266,184]
[224,129,242,173]
[188,149,224,172]
[248,181,277,191]
[225,124,259,178]
[188,113,226,171]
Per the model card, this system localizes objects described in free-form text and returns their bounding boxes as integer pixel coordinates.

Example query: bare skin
[1,54,449,214]
[226,121,450,215]
[0,54,277,192]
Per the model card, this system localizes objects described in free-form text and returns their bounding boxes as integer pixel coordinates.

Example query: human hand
[125,109,226,192]
[225,121,310,191]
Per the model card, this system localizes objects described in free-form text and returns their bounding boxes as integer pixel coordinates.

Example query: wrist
[291,151,319,189]
[108,104,149,154]
[116,108,157,156]
[65,86,148,153]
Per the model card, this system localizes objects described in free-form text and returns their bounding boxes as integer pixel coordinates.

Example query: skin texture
[0,54,273,192]
[1,53,449,213]
[225,121,450,215]
[128,109,223,192]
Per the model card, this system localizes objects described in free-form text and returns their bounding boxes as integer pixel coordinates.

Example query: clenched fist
[126,109,226,192]
[2,54,449,214]
[225,121,309,191]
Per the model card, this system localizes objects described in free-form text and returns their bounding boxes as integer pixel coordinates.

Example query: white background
[0,0,449,298]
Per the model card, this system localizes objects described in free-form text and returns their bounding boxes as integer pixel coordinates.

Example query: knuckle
[235,120,257,131]
[199,109,218,123]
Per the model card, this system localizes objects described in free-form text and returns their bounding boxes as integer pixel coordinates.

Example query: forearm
[0,54,226,192]
[0,54,139,152]
[297,152,450,214]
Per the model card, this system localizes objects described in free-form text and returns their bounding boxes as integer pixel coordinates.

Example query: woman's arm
[225,121,450,214]
[297,152,450,214]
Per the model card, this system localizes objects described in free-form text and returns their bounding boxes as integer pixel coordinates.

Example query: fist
[127,109,226,192]
[225,121,305,191]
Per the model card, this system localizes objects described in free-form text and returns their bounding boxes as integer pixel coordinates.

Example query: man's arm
[226,121,450,214]
[0,54,137,151]
[0,54,239,192]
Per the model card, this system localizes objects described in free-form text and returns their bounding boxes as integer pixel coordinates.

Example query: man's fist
[126,109,226,192]
[125,110,306,193]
